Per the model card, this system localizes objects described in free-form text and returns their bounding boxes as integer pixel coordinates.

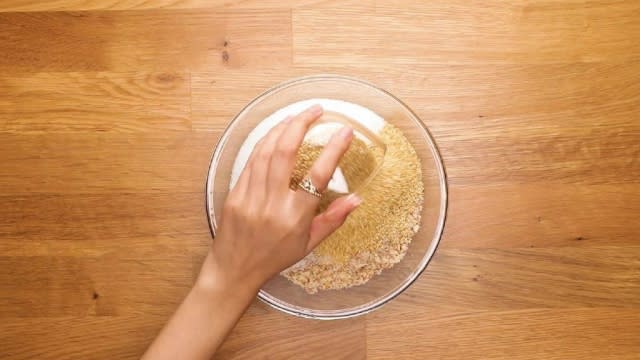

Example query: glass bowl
[205,75,447,319]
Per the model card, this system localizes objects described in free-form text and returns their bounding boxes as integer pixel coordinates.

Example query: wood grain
[0,132,216,195]
[1,0,639,359]
[395,246,640,311]
[293,1,640,64]
[0,0,321,12]
[0,9,291,71]
[217,309,366,360]
[443,184,640,249]
[1,72,191,133]
[367,308,640,360]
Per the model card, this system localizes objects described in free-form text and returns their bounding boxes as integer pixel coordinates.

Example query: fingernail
[308,104,323,116]
[347,194,362,208]
[339,126,353,139]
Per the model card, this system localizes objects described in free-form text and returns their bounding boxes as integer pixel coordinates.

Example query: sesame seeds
[282,122,424,293]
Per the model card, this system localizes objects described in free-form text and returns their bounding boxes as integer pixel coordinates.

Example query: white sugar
[230,98,385,189]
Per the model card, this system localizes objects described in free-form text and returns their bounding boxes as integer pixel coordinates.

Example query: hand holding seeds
[203,105,361,291]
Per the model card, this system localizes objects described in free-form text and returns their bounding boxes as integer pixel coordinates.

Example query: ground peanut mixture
[282,123,423,293]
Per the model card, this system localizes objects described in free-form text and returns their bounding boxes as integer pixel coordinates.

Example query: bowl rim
[205,74,448,320]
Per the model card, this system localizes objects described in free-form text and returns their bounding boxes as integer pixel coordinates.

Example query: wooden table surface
[1,1,639,359]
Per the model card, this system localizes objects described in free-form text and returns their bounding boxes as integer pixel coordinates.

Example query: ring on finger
[297,177,322,198]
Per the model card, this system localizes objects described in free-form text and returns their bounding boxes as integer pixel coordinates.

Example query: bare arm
[143,105,359,360]
[141,253,259,360]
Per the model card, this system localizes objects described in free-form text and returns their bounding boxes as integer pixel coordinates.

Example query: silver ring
[297,177,322,198]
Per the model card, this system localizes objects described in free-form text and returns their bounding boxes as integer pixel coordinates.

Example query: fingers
[231,163,251,199]
[307,194,362,252]
[295,126,353,204]
[233,135,266,199]
[248,117,291,194]
[269,105,324,188]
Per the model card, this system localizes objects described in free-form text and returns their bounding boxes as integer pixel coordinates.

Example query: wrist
[195,251,262,301]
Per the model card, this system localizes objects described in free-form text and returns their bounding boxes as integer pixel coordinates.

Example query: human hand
[202,105,361,292]
[144,105,360,360]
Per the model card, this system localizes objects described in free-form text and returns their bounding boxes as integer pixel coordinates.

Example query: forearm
[143,253,259,360]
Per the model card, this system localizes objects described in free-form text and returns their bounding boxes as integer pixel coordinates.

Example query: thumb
[307,194,362,252]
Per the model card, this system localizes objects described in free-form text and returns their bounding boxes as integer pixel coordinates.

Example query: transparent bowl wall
[302,111,387,197]
[206,75,447,319]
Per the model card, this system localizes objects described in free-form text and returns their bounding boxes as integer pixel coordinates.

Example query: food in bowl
[230,98,423,293]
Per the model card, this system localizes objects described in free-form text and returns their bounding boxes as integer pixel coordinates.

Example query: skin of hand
[143,105,360,360]
[210,104,361,290]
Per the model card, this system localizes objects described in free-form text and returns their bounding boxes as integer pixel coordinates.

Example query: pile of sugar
[230,99,384,189]
[230,99,423,293]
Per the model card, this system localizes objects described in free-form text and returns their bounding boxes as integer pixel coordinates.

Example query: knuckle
[309,167,329,188]
[258,149,272,162]
[299,113,312,124]
[241,207,261,224]
[276,144,297,158]
[223,198,241,214]
[246,212,261,224]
